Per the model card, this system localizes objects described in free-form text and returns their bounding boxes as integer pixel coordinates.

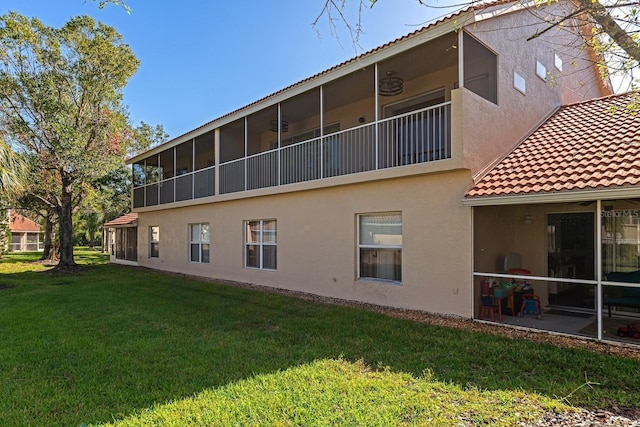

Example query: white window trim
[149,226,159,258]
[554,53,563,72]
[189,223,210,263]
[244,219,277,270]
[514,71,526,94]
[357,212,403,284]
[536,60,547,81]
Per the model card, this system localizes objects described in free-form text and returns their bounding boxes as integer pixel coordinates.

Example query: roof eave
[463,186,640,207]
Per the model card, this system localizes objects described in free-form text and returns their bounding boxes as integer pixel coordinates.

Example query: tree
[0,140,26,258]
[315,0,640,90]
[0,13,140,269]
[0,139,26,200]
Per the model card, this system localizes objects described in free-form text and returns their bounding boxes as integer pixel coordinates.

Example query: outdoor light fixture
[378,71,403,96]
[269,119,289,133]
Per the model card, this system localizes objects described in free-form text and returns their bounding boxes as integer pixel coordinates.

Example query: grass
[0,249,638,426]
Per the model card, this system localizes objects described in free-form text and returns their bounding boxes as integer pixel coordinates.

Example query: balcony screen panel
[159,148,174,179]
[115,228,125,259]
[126,227,137,262]
[247,151,277,190]
[220,118,245,162]
[145,183,159,206]
[132,162,146,187]
[133,187,145,208]
[280,139,321,185]
[175,140,193,176]
[463,32,497,104]
[145,155,160,183]
[175,174,193,201]
[194,130,215,171]
[324,126,375,176]
[220,160,245,194]
[194,168,215,198]
[159,178,175,204]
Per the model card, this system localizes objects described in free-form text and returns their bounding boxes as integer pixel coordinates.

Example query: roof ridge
[559,90,638,109]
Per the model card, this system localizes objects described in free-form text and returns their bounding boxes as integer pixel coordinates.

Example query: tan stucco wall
[136,170,473,317]
[461,2,607,176]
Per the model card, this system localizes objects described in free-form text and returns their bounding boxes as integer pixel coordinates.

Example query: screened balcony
[131,31,496,208]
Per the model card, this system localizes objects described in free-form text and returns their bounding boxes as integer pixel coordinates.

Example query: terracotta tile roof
[104,213,138,227]
[465,92,640,199]
[9,210,40,232]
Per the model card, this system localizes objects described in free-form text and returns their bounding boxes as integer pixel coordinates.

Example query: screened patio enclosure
[105,213,138,265]
[473,199,640,345]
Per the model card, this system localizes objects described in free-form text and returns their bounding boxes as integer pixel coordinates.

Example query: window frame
[244,219,277,270]
[357,212,402,283]
[149,226,160,258]
[189,223,210,263]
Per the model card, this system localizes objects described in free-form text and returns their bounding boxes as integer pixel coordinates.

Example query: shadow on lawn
[0,258,639,425]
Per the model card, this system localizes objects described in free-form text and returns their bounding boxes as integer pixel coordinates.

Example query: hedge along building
[126,1,637,342]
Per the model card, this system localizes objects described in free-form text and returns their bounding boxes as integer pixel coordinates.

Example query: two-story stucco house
[126,1,640,344]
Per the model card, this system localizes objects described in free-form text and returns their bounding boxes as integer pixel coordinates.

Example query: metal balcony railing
[134,102,451,205]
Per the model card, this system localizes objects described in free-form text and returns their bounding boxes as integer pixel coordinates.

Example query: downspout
[458,30,464,89]
[596,199,602,341]
[374,63,379,170]
[214,129,220,196]
[277,103,282,186]
[471,205,475,319]
[244,116,248,191]
[320,85,324,178]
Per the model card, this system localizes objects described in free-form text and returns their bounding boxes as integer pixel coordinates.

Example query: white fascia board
[128,11,476,164]
[474,0,538,22]
[462,187,640,206]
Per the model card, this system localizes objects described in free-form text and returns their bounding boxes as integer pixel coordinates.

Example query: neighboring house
[7,210,42,252]
[127,1,639,342]
[104,213,138,265]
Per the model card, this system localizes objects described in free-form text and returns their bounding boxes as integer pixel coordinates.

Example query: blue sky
[1,0,462,139]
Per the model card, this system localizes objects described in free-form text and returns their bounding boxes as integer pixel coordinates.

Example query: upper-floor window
[358,213,402,282]
[189,223,210,263]
[245,219,277,270]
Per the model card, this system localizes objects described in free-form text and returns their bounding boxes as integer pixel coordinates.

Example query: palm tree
[0,140,25,199]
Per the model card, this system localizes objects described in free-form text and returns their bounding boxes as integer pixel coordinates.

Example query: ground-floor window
[358,212,402,282]
[245,219,277,270]
[189,223,210,263]
[149,226,160,258]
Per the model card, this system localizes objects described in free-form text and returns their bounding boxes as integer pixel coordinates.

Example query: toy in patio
[519,293,542,319]
[617,323,640,339]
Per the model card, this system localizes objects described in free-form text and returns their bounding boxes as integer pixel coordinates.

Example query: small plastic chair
[519,294,542,319]
[479,295,497,321]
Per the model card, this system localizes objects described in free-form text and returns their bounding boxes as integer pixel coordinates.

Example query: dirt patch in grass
[40,264,89,275]
[0,284,16,290]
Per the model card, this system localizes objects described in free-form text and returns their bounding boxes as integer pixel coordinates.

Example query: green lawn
[0,250,638,426]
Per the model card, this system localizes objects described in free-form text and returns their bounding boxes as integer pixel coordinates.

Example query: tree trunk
[40,210,56,261]
[57,175,76,267]
[579,0,640,65]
